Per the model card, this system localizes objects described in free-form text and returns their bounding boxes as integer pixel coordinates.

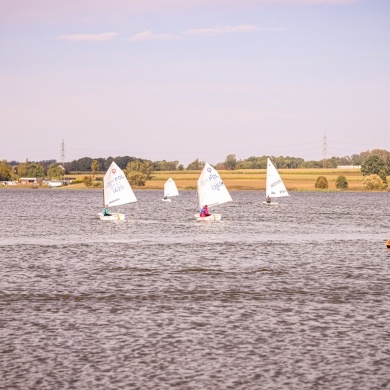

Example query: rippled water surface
[1,189,390,390]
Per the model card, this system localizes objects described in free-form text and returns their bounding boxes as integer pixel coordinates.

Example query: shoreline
[2,185,388,193]
[2,168,388,192]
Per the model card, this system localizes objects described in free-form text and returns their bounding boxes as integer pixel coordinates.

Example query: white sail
[197,163,232,208]
[103,161,137,207]
[265,158,289,198]
[164,177,179,198]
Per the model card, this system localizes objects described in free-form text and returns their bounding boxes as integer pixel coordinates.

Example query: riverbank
[2,168,380,191]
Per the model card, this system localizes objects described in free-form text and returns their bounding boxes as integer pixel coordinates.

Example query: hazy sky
[1,0,389,166]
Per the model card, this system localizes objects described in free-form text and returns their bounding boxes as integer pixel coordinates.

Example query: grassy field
[64,168,375,191]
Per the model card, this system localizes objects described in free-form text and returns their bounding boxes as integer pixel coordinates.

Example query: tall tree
[27,163,45,178]
[187,158,204,170]
[91,160,100,179]
[224,154,237,170]
[0,160,12,181]
[17,162,29,177]
[126,160,153,180]
[361,155,386,177]
[47,163,64,180]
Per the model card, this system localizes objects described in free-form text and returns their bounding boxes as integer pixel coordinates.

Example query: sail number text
[108,175,125,193]
[208,170,224,191]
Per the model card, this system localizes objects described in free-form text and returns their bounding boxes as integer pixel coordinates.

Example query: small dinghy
[262,157,290,206]
[162,177,179,202]
[194,163,232,221]
[98,161,137,221]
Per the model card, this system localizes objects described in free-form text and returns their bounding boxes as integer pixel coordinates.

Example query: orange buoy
[387,239,390,249]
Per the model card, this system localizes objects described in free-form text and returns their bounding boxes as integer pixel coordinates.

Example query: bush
[335,175,348,189]
[127,171,147,186]
[83,175,93,187]
[315,176,328,189]
[362,174,384,190]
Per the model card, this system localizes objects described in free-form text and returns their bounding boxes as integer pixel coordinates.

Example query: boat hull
[162,198,172,202]
[194,213,221,221]
[262,201,278,206]
[98,212,125,221]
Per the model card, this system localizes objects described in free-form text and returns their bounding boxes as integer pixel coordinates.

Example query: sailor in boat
[164,196,168,200]
[266,195,272,203]
[200,205,211,217]
[103,204,111,216]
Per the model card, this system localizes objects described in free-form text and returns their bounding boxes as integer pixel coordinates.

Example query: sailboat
[98,161,137,221]
[162,177,179,202]
[263,157,289,206]
[195,163,232,221]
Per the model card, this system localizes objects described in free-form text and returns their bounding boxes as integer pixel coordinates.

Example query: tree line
[1,149,390,188]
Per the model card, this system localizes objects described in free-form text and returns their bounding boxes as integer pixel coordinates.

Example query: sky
[1,0,389,166]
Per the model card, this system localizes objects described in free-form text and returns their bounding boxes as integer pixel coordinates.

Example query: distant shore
[2,168,387,192]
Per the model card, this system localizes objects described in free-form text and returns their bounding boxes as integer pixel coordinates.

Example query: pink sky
[1,0,389,165]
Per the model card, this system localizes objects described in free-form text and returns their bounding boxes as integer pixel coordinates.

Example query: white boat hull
[194,213,221,221]
[262,201,278,206]
[162,198,172,202]
[98,212,125,221]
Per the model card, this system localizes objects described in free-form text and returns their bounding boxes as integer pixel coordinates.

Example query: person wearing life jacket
[266,195,271,203]
[200,205,211,217]
[103,204,111,216]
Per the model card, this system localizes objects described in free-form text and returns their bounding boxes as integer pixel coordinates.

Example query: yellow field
[67,168,374,191]
[147,168,366,191]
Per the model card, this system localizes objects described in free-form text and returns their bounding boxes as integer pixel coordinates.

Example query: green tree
[47,163,64,180]
[0,160,13,181]
[361,155,386,177]
[350,153,363,166]
[127,171,146,186]
[335,175,348,189]
[153,160,179,171]
[114,156,134,169]
[187,158,204,170]
[27,163,45,178]
[369,149,390,164]
[362,174,384,190]
[126,160,153,180]
[235,156,267,169]
[17,162,29,177]
[385,151,390,175]
[91,160,100,179]
[105,157,114,170]
[301,160,322,168]
[69,157,93,171]
[315,176,328,189]
[224,154,237,170]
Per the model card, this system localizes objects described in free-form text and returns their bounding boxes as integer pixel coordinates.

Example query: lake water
[1,189,389,390]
